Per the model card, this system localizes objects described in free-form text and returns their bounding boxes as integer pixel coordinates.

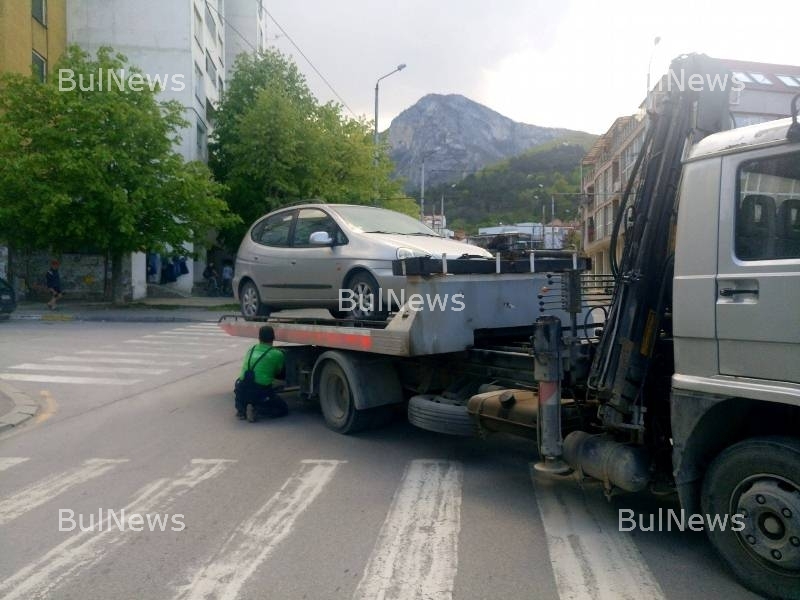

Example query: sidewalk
[10,296,240,323]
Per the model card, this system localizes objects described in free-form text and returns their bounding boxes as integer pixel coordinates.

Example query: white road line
[352,459,463,600]
[174,459,345,600]
[11,364,168,375]
[0,374,142,385]
[48,356,191,366]
[0,458,30,472]
[154,332,229,337]
[530,467,666,600]
[125,340,224,347]
[0,459,234,600]
[77,350,208,359]
[0,459,128,526]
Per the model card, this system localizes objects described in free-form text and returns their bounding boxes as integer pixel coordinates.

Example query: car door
[282,208,348,303]
[716,145,800,384]
[247,210,296,303]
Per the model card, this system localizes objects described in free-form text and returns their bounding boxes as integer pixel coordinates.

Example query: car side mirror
[309,231,334,246]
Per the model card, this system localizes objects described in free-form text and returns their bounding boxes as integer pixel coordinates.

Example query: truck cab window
[736,151,800,260]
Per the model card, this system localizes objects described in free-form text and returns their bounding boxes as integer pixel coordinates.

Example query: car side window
[291,208,344,246]
[251,211,294,247]
[736,151,800,261]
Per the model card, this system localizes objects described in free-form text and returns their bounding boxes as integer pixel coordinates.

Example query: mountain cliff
[387,94,588,190]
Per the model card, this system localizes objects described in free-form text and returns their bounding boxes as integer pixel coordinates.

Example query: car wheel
[702,436,800,600]
[346,271,388,321]
[239,280,270,319]
[317,360,372,434]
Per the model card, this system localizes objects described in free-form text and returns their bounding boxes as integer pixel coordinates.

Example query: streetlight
[374,63,406,151]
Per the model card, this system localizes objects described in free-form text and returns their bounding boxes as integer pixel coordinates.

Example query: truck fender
[310,350,402,410]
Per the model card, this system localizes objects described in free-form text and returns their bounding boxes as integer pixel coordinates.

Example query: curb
[11,312,225,323]
[0,381,39,434]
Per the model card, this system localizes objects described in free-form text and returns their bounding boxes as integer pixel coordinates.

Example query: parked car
[233,203,493,320]
[0,277,17,320]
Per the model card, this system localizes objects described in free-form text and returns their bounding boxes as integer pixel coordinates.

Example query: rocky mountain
[387,94,587,191]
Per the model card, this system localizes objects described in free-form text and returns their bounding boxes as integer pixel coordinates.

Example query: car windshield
[334,205,438,236]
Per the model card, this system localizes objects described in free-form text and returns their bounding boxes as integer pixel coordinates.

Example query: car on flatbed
[233,203,492,320]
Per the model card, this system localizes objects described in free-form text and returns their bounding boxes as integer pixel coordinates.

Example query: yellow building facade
[0,0,66,80]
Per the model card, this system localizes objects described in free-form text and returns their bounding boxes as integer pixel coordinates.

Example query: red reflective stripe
[274,328,373,350]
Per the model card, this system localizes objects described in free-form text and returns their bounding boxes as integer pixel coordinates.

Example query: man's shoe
[246,404,256,423]
[236,411,246,420]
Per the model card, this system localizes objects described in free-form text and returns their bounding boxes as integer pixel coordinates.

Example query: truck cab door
[716,146,800,384]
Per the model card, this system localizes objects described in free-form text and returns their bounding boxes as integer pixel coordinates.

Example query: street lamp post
[373,64,406,153]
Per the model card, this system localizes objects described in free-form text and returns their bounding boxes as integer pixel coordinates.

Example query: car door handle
[719,288,759,297]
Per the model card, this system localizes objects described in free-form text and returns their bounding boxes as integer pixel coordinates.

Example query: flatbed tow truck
[221,55,800,598]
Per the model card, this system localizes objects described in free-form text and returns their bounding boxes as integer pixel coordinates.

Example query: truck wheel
[407,395,476,437]
[702,436,800,600]
[318,360,371,434]
[240,280,270,319]
[346,271,388,321]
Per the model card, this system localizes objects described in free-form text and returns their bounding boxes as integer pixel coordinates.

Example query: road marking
[174,459,345,600]
[77,350,208,359]
[0,459,234,600]
[34,390,57,425]
[530,467,666,600]
[0,458,29,472]
[11,363,169,375]
[0,374,141,385]
[352,459,463,600]
[48,356,191,366]
[154,332,230,337]
[0,459,128,526]
[125,340,224,347]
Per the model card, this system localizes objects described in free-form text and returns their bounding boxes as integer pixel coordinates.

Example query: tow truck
[222,55,800,598]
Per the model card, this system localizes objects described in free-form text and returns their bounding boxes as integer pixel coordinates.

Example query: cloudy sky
[263,0,797,134]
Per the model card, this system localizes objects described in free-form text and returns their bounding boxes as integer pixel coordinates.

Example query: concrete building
[0,0,67,81]
[581,58,800,275]
[223,0,267,71]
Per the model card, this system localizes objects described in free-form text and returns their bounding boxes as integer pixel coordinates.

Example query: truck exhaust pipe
[563,431,651,493]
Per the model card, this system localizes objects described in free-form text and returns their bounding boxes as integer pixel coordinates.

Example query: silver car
[233,203,493,319]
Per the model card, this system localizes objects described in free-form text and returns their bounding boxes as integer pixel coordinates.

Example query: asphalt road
[0,320,762,600]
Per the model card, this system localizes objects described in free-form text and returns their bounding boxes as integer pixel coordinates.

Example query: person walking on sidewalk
[46,260,63,310]
[234,325,287,422]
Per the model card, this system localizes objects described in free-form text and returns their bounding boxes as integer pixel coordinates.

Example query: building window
[32,0,46,25]
[193,7,203,46]
[732,71,752,83]
[205,5,216,39]
[196,120,207,161]
[194,62,204,103]
[748,72,773,85]
[205,52,217,87]
[777,75,800,87]
[32,51,46,82]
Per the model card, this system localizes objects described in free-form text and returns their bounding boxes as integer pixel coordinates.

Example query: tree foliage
[0,46,237,301]
[210,50,401,249]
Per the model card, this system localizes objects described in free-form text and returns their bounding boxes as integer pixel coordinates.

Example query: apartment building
[581,58,800,275]
[0,0,66,81]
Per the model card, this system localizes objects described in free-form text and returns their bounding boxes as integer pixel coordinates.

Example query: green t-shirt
[239,343,285,386]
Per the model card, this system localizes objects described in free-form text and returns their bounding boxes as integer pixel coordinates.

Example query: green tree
[0,46,237,302]
[211,50,401,249]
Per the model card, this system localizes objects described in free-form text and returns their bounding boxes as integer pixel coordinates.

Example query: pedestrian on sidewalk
[46,260,64,310]
[221,261,233,296]
[234,325,287,422]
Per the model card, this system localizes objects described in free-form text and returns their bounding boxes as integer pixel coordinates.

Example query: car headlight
[396,247,428,260]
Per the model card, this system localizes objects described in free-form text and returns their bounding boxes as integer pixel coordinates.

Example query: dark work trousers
[235,383,289,418]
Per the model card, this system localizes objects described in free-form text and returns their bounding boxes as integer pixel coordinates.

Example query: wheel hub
[737,478,800,570]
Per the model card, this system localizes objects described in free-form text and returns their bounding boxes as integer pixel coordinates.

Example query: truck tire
[408,394,476,437]
[317,360,372,434]
[702,436,800,600]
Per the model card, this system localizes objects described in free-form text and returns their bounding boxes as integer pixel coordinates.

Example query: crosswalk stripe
[0,459,235,600]
[0,459,128,526]
[153,332,229,337]
[77,350,208,359]
[530,467,666,600]
[0,458,29,472]
[0,374,141,385]
[174,460,345,600]
[125,340,225,347]
[353,459,463,600]
[48,356,191,366]
[11,363,169,375]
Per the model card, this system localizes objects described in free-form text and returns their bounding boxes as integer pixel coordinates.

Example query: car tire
[346,271,388,321]
[701,436,800,600]
[407,394,476,437]
[239,280,270,319]
[317,360,372,434]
